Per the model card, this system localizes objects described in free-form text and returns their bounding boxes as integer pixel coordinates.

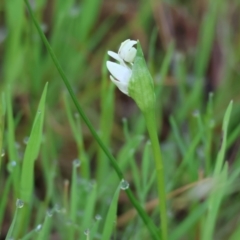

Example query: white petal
[106,61,132,83]
[107,51,126,67]
[118,40,137,63]
[108,51,122,62]
[110,75,129,95]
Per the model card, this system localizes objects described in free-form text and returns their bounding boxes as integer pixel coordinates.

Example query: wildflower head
[106,39,155,113]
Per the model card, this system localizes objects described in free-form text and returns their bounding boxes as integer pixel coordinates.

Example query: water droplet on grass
[35,224,42,232]
[23,136,29,145]
[84,229,90,236]
[120,179,129,190]
[1,149,5,157]
[54,204,61,212]
[7,161,17,172]
[73,159,81,167]
[16,199,24,208]
[95,214,102,221]
[192,110,200,117]
[46,209,53,217]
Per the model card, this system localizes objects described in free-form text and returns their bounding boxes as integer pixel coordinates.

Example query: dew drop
[7,161,17,172]
[54,204,61,212]
[1,149,5,157]
[73,159,81,167]
[192,110,200,117]
[84,229,90,236]
[37,110,42,114]
[35,224,42,232]
[95,214,102,221]
[120,179,129,190]
[46,209,53,217]
[16,199,24,208]
[23,136,29,145]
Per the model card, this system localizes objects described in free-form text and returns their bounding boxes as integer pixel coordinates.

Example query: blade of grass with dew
[102,183,121,240]
[89,213,103,240]
[24,2,160,238]
[20,228,39,240]
[36,211,53,240]
[64,94,89,179]
[5,199,24,240]
[12,84,48,238]
[20,82,48,203]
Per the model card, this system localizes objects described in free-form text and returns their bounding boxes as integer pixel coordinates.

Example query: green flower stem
[24,1,159,239]
[144,109,168,240]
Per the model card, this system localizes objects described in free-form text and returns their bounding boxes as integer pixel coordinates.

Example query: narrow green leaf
[214,101,233,175]
[102,184,121,240]
[20,83,48,203]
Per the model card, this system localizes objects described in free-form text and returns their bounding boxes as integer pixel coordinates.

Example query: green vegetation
[1,0,240,239]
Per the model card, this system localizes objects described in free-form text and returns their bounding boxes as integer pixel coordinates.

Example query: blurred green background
[1,0,240,239]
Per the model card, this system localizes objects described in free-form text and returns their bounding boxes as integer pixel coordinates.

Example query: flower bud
[128,41,156,113]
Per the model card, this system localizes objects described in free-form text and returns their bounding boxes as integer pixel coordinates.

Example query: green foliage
[0,0,240,239]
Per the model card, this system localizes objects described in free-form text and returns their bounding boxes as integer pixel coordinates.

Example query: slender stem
[24,1,159,239]
[144,110,168,240]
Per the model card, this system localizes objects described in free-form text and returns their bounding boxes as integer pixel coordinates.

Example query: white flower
[106,39,137,95]
[118,39,137,63]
